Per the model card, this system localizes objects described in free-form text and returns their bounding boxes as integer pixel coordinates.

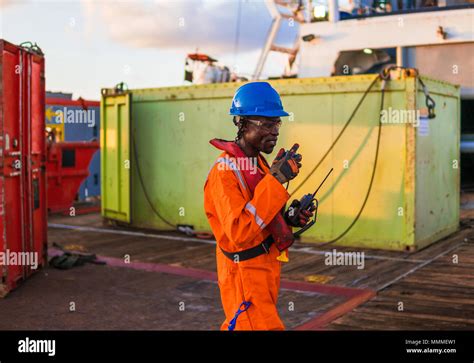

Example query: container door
[0,42,47,296]
[100,92,131,223]
[28,50,47,272]
[0,43,27,294]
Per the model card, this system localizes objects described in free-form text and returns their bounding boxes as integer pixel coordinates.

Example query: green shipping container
[100,74,460,251]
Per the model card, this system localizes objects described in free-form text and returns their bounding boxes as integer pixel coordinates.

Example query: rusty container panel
[0,40,47,297]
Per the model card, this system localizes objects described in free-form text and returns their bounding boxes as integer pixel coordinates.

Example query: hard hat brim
[229,109,290,117]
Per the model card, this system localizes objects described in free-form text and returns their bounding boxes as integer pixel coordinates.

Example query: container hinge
[418,77,436,119]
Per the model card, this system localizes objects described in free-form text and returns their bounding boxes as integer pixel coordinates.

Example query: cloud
[81,0,298,57]
[0,0,24,8]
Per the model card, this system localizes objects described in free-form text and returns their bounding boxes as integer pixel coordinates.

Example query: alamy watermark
[325,249,365,270]
[0,249,38,269]
[380,107,421,128]
[54,107,96,128]
[18,337,55,356]
[216,155,258,175]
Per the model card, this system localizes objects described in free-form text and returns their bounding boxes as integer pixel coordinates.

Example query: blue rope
[228,301,251,331]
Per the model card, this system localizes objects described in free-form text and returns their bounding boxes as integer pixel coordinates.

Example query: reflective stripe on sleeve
[245,201,266,229]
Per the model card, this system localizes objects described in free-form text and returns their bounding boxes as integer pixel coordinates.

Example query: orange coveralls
[204,151,290,330]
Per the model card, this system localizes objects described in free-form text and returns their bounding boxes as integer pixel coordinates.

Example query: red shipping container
[0,40,47,297]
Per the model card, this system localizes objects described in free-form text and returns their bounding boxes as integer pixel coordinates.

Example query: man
[204,82,314,330]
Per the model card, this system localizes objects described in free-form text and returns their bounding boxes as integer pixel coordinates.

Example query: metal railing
[309,0,474,21]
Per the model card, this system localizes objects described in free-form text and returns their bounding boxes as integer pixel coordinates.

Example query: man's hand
[284,199,316,227]
[270,147,302,184]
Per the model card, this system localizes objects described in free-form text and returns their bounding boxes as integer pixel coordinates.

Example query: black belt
[220,235,274,262]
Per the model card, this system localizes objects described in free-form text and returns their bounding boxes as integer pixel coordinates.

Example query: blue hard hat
[229,82,289,117]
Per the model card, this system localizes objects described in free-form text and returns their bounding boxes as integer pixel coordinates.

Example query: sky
[0,0,300,100]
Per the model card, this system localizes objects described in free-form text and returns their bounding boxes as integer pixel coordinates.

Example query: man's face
[241,116,281,154]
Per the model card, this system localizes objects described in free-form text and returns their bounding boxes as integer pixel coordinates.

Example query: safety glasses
[246,118,282,131]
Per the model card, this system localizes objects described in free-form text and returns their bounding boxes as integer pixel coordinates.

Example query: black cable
[291,66,435,246]
[289,74,381,197]
[132,129,176,228]
[319,76,386,246]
